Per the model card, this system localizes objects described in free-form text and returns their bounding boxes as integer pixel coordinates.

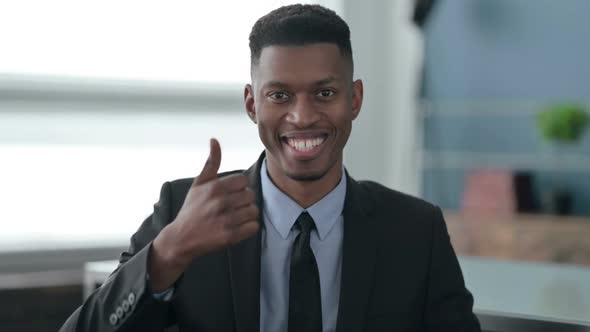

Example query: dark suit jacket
[60,153,481,332]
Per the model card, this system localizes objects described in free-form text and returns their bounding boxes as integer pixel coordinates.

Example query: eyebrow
[262,76,339,90]
[263,81,291,90]
[313,76,337,86]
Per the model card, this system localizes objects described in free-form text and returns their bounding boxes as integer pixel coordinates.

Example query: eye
[268,91,290,103]
[317,89,335,98]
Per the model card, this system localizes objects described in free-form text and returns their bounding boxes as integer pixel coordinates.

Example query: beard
[284,156,339,182]
[286,172,326,182]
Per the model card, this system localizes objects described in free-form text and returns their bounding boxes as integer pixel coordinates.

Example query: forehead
[252,43,351,87]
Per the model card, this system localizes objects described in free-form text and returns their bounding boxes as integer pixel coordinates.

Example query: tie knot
[295,211,316,234]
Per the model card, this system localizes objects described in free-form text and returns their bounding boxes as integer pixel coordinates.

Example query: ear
[244,84,257,124]
[351,79,364,120]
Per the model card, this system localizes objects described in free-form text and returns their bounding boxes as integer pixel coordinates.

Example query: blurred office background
[0,0,589,331]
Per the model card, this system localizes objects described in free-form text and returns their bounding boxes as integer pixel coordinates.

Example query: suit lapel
[336,175,378,332]
[227,153,265,332]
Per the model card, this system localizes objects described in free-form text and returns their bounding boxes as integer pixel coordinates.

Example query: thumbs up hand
[193,137,223,185]
[149,139,260,292]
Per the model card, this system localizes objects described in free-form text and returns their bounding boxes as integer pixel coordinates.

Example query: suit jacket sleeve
[424,207,481,331]
[59,181,178,332]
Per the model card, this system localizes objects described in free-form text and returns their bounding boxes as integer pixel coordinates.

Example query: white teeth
[286,136,325,152]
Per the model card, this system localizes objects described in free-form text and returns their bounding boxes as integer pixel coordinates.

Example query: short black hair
[249,4,353,67]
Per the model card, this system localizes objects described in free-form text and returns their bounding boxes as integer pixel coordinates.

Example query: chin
[282,161,334,182]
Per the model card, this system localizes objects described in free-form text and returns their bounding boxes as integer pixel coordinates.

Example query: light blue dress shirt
[260,159,346,332]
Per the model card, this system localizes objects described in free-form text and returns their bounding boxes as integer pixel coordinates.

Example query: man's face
[245,43,363,182]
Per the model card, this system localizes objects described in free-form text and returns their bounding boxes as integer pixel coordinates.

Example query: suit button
[109,313,118,326]
[116,306,124,319]
[128,292,136,305]
[122,299,130,312]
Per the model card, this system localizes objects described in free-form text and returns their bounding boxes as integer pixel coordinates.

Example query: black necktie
[288,212,322,332]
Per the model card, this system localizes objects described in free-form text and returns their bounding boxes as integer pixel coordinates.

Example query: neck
[266,157,343,209]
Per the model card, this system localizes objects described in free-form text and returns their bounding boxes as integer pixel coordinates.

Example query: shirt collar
[260,159,347,241]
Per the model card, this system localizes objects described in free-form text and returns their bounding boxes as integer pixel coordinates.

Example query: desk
[84,257,590,331]
[460,256,590,331]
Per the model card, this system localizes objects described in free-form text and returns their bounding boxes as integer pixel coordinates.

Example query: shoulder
[353,180,444,240]
[355,181,447,259]
[357,180,439,218]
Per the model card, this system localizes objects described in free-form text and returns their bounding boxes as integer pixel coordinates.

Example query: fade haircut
[249,4,353,70]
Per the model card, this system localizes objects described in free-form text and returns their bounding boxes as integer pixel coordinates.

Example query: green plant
[536,103,589,143]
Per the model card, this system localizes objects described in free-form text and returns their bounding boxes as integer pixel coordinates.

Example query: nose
[285,95,321,128]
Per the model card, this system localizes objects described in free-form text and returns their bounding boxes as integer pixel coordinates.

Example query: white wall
[342,0,423,196]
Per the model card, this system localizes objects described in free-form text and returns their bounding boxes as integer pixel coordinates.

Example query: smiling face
[245,43,363,187]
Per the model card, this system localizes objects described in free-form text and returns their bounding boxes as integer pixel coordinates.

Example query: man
[61,4,481,332]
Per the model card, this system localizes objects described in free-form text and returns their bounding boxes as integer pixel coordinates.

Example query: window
[0,112,263,251]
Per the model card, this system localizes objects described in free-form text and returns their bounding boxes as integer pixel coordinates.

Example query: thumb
[194,138,221,185]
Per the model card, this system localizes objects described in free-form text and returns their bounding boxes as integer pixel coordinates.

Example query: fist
[166,138,260,263]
